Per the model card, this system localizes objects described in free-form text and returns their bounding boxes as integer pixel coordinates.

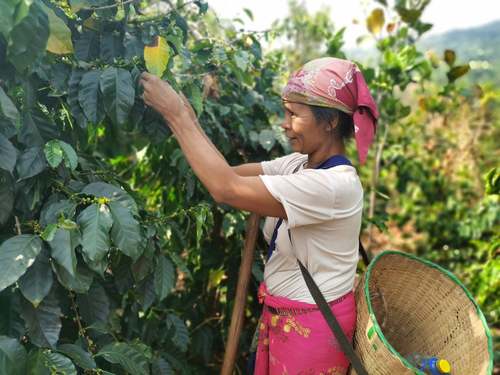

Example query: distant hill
[347,19,500,86]
[419,19,500,84]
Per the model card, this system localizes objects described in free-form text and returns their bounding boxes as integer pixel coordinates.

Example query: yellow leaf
[144,36,170,78]
[444,49,456,67]
[41,4,73,54]
[366,8,385,35]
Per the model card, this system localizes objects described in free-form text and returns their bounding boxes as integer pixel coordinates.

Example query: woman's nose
[281,118,290,130]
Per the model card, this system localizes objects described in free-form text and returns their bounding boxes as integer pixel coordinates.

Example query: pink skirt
[254,282,356,375]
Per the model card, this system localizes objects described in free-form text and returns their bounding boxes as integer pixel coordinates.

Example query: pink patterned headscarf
[282,57,379,164]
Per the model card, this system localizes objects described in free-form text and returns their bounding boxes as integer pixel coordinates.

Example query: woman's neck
[306,141,345,169]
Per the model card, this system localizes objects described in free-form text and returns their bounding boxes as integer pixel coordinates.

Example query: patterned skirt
[254,282,356,375]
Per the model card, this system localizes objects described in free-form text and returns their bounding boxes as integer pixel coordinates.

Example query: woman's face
[281,100,329,154]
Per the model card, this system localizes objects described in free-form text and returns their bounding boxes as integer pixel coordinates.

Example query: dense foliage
[0,0,497,373]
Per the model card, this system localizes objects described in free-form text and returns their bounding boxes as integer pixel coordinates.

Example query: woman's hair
[309,105,354,142]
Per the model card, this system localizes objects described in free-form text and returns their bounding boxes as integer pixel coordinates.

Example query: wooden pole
[221,213,260,375]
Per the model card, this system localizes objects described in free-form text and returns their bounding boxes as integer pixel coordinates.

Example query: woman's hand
[140,72,186,123]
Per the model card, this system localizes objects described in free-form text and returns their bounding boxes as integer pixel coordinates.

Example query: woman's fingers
[140,72,154,81]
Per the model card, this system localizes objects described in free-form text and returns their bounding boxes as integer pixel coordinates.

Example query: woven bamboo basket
[350,251,493,375]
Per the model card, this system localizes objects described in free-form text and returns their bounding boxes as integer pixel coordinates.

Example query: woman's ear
[326,113,340,133]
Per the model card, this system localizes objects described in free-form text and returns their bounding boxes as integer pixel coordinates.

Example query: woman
[141,57,378,374]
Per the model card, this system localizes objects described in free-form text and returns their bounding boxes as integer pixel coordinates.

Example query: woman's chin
[289,139,301,152]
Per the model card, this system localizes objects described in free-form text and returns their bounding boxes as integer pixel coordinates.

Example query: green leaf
[233,50,250,72]
[152,357,174,375]
[0,133,17,173]
[57,344,96,370]
[40,3,73,54]
[40,199,77,227]
[144,36,170,77]
[0,116,17,139]
[21,289,61,348]
[0,335,27,375]
[96,342,149,375]
[78,70,104,124]
[43,351,76,375]
[7,2,49,72]
[137,275,155,310]
[74,30,99,62]
[16,146,47,180]
[48,228,77,277]
[0,171,14,225]
[76,282,109,325]
[82,182,138,215]
[40,224,57,241]
[0,87,20,125]
[484,167,499,195]
[100,32,123,63]
[67,69,87,128]
[18,113,43,147]
[189,84,203,116]
[27,349,76,375]
[58,141,78,170]
[166,314,190,352]
[44,140,64,168]
[0,235,42,292]
[99,67,135,126]
[154,255,175,302]
[109,201,142,261]
[0,0,21,38]
[44,140,77,170]
[52,262,93,294]
[77,203,113,263]
[19,248,53,307]
[258,129,275,151]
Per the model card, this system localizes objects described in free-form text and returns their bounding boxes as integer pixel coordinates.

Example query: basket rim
[363,250,494,375]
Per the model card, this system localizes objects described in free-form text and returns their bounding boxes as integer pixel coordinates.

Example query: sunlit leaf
[144,36,170,77]
[0,235,42,292]
[44,140,64,168]
[41,3,73,54]
[366,8,385,35]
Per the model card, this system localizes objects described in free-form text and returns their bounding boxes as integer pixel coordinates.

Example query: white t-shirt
[259,152,363,304]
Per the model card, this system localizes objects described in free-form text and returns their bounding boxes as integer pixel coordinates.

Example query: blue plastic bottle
[407,354,451,374]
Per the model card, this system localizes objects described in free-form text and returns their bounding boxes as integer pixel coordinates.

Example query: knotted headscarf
[282,57,379,164]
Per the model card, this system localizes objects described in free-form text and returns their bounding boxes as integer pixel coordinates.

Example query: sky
[206,0,499,48]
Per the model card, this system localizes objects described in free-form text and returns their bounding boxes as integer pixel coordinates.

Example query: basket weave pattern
[350,251,493,375]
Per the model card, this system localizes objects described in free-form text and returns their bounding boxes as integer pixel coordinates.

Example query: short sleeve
[261,154,290,175]
[260,153,306,176]
[259,170,336,228]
